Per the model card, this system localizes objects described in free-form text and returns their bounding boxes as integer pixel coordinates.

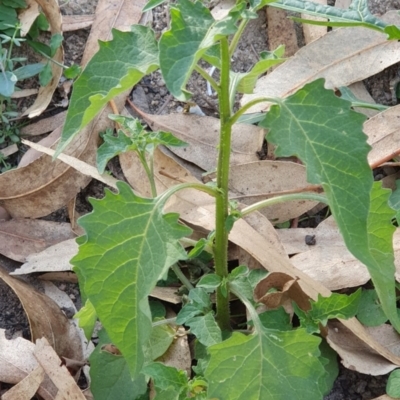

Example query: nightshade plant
[59,0,400,398]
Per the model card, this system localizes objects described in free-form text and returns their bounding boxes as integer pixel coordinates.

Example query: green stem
[213,37,233,332]
[230,97,275,125]
[152,317,178,327]
[171,263,194,290]
[137,151,157,197]
[194,65,219,93]
[240,193,328,218]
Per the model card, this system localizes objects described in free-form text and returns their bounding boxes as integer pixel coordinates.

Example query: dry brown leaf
[10,88,38,98]
[302,0,327,44]
[12,238,78,275]
[23,0,63,118]
[128,106,264,171]
[0,264,83,361]
[227,160,319,223]
[0,219,75,262]
[39,272,78,283]
[20,111,67,137]
[366,105,400,167]
[0,207,11,221]
[0,330,57,400]
[62,15,95,31]
[327,321,400,375]
[21,138,119,189]
[266,8,299,57]
[0,143,18,157]
[2,366,45,400]
[80,0,145,66]
[241,11,400,113]
[34,338,86,400]
[211,0,235,20]
[150,287,182,304]
[18,0,40,36]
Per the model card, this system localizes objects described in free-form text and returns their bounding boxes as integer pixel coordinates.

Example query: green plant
[58,0,400,398]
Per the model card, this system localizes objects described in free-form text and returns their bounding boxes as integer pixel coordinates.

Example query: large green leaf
[89,329,148,400]
[259,79,400,331]
[72,181,191,378]
[57,26,159,156]
[205,329,326,399]
[159,0,239,101]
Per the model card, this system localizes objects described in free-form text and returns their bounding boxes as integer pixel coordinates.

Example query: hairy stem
[214,37,232,332]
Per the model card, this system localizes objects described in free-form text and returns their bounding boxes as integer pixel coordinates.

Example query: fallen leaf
[302,0,327,44]
[0,264,83,361]
[0,143,18,157]
[241,11,400,113]
[0,329,57,400]
[128,105,264,171]
[0,219,75,262]
[327,321,400,375]
[20,111,67,137]
[211,0,235,20]
[227,160,319,223]
[18,0,40,36]
[10,88,38,98]
[11,238,78,275]
[62,14,95,31]
[34,338,86,400]
[2,366,45,400]
[266,7,299,57]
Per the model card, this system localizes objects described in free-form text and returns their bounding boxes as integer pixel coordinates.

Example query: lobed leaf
[260,79,400,331]
[72,181,191,378]
[205,329,326,399]
[57,26,159,156]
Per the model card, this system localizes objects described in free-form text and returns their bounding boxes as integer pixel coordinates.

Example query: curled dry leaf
[2,366,45,400]
[227,160,319,223]
[327,320,400,375]
[62,14,95,32]
[0,330,57,400]
[241,11,400,113]
[18,0,40,36]
[23,0,63,118]
[0,218,75,262]
[129,105,264,171]
[0,264,83,362]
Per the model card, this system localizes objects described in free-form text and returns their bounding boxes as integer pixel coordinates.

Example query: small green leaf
[50,33,63,57]
[338,86,388,112]
[150,299,166,319]
[143,0,167,12]
[74,299,97,341]
[39,62,52,86]
[229,265,249,279]
[357,289,388,327]
[142,362,188,397]
[27,40,51,57]
[64,64,81,79]
[185,312,222,346]
[197,273,222,290]
[387,369,400,398]
[159,0,239,100]
[205,329,326,399]
[73,181,191,378]
[0,71,17,97]
[257,307,292,331]
[90,329,148,400]
[13,63,44,80]
[58,26,159,156]
[146,323,175,360]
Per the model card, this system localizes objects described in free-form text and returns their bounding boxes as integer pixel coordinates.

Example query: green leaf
[159,0,239,101]
[266,0,393,36]
[39,62,52,86]
[257,307,292,331]
[338,86,388,112]
[50,33,63,57]
[259,79,400,332]
[205,329,326,399]
[176,288,212,324]
[319,340,339,395]
[357,289,388,327]
[74,298,97,341]
[389,180,400,225]
[0,71,16,97]
[294,290,361,334]
[13,63,44,80]
[89,329,148,400]
[72,181,191,378]
[143,362,188,392]
[26,40,51,57]
[143,0,167,12]
[0,5,17,22]
[58,26,159,156]
[235,47,286,94]
[2,0,26,8]
[196,273,222,290]
[387,369,400,398]
[146,323,175,360]
[185,312,222,347]
[64,64,81,79]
